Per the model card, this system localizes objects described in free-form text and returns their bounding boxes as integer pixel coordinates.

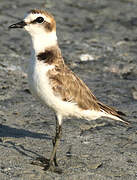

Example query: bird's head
[9,9,56,35]
[9,9,57,51]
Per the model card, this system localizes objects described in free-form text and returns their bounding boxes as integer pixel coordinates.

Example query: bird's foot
[44,162,63,174]
[31,156,50,167]
[31,157,62,174]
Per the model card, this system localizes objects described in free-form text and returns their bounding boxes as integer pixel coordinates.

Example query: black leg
[49,117,62,164]
[44,115,62,173]
[52,137,58,166]
[52,116,62,166]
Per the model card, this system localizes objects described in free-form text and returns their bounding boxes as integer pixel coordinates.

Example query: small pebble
[88,162,103,170]
[79,54,94,62]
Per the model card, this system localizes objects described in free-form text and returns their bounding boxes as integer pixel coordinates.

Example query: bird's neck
[31,31,64,65]
[31,31,57,54]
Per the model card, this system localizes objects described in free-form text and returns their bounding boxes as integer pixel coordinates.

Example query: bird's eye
[35,17,44,23]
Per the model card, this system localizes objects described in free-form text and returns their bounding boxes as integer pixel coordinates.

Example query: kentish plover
[9,9,129,173]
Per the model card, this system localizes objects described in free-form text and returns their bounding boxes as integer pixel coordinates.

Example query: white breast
[28,57,55,106]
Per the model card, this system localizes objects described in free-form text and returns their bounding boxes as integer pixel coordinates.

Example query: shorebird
[9,9,129,173]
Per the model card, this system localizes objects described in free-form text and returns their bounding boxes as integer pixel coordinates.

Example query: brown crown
[29,9,56,32]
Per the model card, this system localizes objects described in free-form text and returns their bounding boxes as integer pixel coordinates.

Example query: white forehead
[24,13,50,23]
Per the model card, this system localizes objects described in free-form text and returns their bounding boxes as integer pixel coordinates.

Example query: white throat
[31,31,57,54]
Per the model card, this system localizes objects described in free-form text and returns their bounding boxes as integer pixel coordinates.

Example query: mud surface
[0,0,137,179]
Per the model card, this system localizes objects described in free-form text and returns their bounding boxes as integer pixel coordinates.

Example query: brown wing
[47,63,129,124]
[48,64,101,111]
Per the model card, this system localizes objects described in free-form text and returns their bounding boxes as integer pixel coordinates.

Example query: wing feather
[48,64,100,110]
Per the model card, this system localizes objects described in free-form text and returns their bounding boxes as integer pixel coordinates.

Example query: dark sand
[0,0,137,179]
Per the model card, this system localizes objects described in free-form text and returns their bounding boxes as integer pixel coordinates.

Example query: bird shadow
[0,124,52,159]
[0,124,51,139]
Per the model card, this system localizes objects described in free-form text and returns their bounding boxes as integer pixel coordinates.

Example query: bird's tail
[98,102,129,125]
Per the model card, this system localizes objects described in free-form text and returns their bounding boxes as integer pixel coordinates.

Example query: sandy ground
[0,0,137,179]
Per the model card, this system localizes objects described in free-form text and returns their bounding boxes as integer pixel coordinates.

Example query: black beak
[9,21,26,29]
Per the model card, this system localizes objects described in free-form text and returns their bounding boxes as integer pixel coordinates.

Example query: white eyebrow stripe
[24,13,50,23]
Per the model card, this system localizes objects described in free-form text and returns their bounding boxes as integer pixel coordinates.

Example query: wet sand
[0,0,137,179]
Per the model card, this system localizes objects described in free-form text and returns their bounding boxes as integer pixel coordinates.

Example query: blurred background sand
[0,0,137,179]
